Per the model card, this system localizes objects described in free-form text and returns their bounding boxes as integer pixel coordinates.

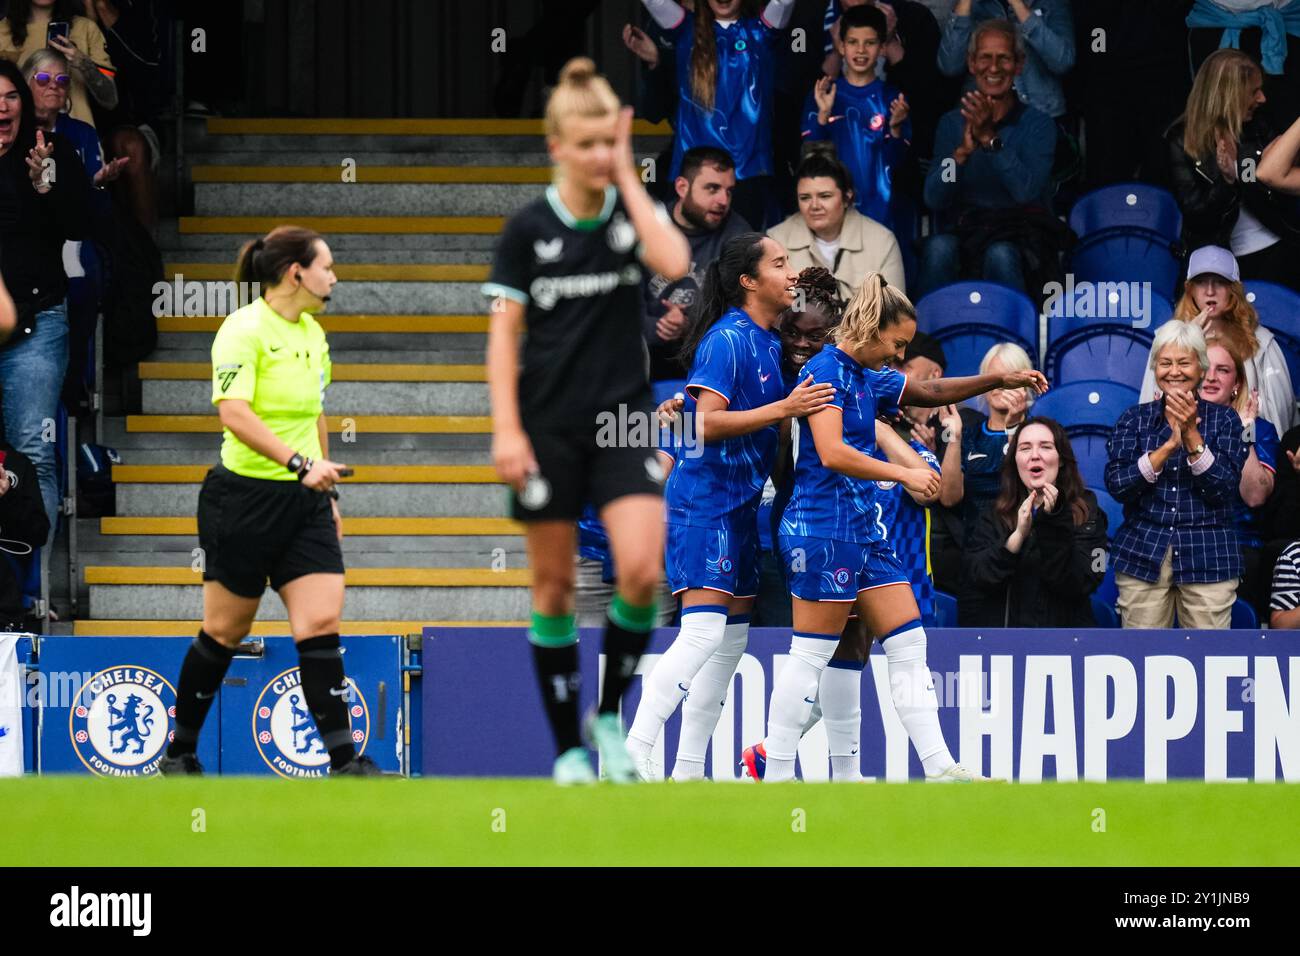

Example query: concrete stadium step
[100,417,493,462]
[157,271,485,314]
[85,566,532,621]
[73,619,526,636]
[192,166,552,183]
[190,152,554,166]
[112,464,506,518]
[80,525,526,569]
[162,245,493,264]
[139,362,488,415]
[150,314,487,357]
[186,116,671,155]
[193,181,546,217]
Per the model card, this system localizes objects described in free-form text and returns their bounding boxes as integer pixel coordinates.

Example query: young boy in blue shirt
[801,4,910,231]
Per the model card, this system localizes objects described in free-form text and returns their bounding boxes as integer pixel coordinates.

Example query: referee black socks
[168,629,236,758]
[528,612,583,755]
[296,633,357,771]
[599,594,657,716]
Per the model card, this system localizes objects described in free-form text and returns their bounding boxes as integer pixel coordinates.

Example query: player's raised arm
[610,106,690,281]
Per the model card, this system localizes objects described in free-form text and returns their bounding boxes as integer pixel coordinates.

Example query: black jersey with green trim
[483,184,660,429]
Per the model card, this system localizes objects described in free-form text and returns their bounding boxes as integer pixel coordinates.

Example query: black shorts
[197,465,344,598]
[513,416,666,523]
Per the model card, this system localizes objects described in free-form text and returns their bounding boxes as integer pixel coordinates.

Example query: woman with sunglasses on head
[159,226,386,777]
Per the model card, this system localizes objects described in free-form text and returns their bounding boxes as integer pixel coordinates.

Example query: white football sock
[626,604,728,758]
[672,616,749,780]
[881,620,954,777]
[764,631,837,782]
[820,660,864,780]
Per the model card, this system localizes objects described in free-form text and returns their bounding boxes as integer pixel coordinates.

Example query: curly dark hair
[780,265,842,331]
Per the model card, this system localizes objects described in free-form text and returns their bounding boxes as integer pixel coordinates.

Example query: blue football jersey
[1237,417,1279,549]
[780,346,906,542]
[667,13,780,181]
[801,77,909,229]
[665,308,786,530]
[872,439,940,617]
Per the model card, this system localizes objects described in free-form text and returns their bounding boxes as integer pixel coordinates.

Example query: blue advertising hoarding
[421,627,1298,781]
[36,636,406,776]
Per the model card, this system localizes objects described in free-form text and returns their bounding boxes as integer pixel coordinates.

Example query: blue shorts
[778,534,909,602]
[665,521,760,598]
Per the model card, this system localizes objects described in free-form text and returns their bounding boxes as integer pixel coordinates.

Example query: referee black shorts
[197,465,345,598]
[514,404,666,523]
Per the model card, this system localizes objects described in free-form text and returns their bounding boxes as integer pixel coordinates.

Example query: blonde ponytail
[544,56,621,139]
[834,273,915,356]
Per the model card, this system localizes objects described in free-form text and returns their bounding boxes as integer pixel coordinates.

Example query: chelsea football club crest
[253,667,370,777]
[69,666,176,776]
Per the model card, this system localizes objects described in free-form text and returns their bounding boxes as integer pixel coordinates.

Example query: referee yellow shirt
[211,297,331,480]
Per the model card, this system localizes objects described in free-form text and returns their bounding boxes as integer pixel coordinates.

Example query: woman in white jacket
[1140,245,1297,434]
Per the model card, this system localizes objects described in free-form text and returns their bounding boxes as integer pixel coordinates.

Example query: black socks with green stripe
[529,611,582,755]
[599,594,657,716]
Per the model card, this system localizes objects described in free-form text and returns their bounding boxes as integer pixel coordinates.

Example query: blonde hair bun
[558,56,598,86]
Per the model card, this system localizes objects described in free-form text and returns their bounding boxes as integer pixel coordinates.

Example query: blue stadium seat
[1068,183,1182,243]
[914,282,1038,379]
[1044,285,1169,390]
[932,590,958,628]
[1230,598,1259,630]
[1068,231,1182,303]
[1090,487,1125,543]
[1031,381,1139,489]
[1092,562,1119,628]
[1244,282,1300,396]
[652,379,687,407]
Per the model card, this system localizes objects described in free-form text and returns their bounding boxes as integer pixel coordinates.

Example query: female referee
[624,234,836,780]
[159,226,384,777]
[758,273,1047,782]
[483,58,690,785]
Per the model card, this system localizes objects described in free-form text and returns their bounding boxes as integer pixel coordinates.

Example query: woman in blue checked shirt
[1105,320,1249,629]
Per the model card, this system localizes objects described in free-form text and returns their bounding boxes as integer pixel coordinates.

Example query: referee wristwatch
[286,453,306,475]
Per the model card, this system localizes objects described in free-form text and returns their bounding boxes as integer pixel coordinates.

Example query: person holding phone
[158,226,384,777]
[0,0,118,128]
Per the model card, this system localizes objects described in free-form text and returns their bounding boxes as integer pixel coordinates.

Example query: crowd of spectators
[621,0,1300,630]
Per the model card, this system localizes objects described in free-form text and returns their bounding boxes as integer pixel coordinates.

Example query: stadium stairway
[76,118,671,637]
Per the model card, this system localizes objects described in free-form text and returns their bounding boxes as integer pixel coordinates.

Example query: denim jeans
[0,302,69,544]
[916,234,1027,299]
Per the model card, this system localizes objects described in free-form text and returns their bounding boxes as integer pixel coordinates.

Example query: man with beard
[642,146,752,386]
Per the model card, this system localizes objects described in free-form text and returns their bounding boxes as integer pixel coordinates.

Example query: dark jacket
[960,489,1108,628]
[1165,117,1300,252]
[0,441,50,625]
[0,130,92,345]
[642,209,752,381]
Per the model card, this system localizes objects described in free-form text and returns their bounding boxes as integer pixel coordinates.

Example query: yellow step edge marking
[85,566,532,586]
[179,216,504,234]
[100,516,524,535]
[192,166,551,183]
[139,362,486,382]
[207,117,671,136]
[165,263,489,282]
[111,464,501,483]
[74,619,527,636]
[158,315,489,333]
[126,415,492,434]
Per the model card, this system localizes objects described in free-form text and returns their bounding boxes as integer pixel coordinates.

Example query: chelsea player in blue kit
[759,274,1048,782]
[625,235,837,779]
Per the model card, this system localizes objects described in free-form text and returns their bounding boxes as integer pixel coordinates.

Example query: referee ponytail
[678,232,767,368]
[235,226,325,288]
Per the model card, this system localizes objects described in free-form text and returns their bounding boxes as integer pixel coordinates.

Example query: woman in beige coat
[767,152,906,303]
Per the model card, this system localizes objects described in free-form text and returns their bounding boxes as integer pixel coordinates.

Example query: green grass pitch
[3,778,1297,867]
